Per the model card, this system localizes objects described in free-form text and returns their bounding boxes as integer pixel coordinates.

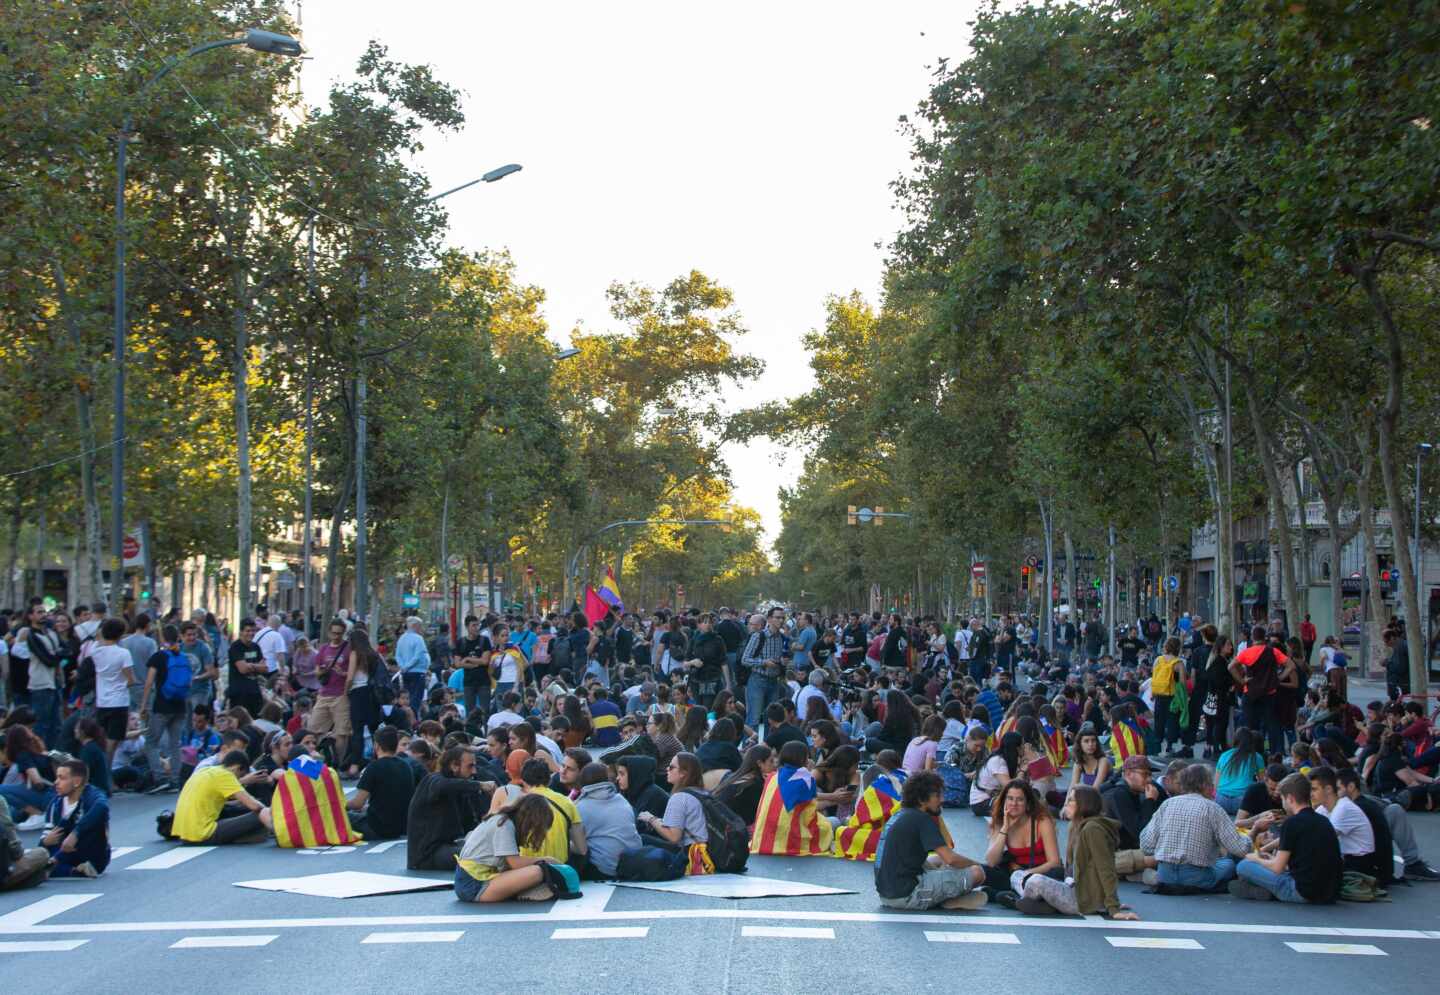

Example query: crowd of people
[1,596,1436,920]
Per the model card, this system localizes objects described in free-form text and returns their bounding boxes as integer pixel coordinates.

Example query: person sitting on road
[1006,785,1138,919]
[454,792,562,903]
[638,751,715,874]
[714,745,777,829]
[1307,765,1379,880]
[1231,772,1343,903]
[489,758,587,871]
[0,796,50,891]
[42,759,110,877]
[749,741,846,857]
[615,755,669,823]
[1235,763,1288,830]
[873,770,987,911]
[346,727,416,840]
[0,725,55,831]
[1335,766,1440,883]
[574,762,641,879]
[982,780,1061,892]
[970,731,1020,819]
[172,750,273,844]
[1139,763,1250,892]
[407,745,493,871]
[1103,754,1163,880]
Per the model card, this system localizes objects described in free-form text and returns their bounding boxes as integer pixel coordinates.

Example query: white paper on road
[611,875,855,899]
[235,871,451,899]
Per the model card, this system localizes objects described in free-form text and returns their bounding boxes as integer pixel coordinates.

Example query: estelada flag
[1041,718,1068,769]
[1110,719,1146,766]
[751,767,834,857]
[834,772,903,862]
[271,764,362,848]
[988,715,1018,753]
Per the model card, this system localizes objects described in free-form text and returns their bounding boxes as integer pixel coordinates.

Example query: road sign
[276,571,296,589]
[402,593,420,609]
[971,562,986,578]
[1025,555,1039,568]
[857,507,875,524]
[447,554,463,571]
[1166,575,1179,591]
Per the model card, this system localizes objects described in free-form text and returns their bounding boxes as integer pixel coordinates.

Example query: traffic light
[1020,565,1031,592]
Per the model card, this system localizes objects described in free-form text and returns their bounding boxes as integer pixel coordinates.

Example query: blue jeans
[1157,857,1236,891]
[1215,794,1242,816]
[403,672,428,716]
[453,864,489,902]
[1236,859,1305,902]
[0,783,56,818]
[745,674,780,727]
[29,688,60,748]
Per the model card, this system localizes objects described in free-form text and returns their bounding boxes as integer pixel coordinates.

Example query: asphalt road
[4,771,1440,995]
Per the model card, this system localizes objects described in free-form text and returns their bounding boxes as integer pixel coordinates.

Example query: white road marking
[552,927,648,940]
[1286,942,1387,956]
[361,931,463,944]
[127,846,215,870]
[171,935,278,949]
[4,908,1436,941]
[741,926,834,939]
[367,840,403,855]
[0,895,101,928]
[109,847,142,861]
[924,931,1021,944]
[0,940,89,953]
[1106,937,1204,950]
[558,883,615,916]
[297,846,358,855]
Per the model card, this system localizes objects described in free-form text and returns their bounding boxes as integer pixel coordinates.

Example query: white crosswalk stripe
[925,931,1021,944]
[552,927,648,940]
[127,846,215,870]
[1106,937,1204,950]
[1286,942,1387,956]
[361,931,463,944]
[0,895,101,928]
[741,926,834,939]
[171,935,278,949]
[0,940,89,953]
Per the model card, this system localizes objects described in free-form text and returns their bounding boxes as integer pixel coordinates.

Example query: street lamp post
[111,29,302,613]
[353,165,522,621]
[1416,443,1434,671]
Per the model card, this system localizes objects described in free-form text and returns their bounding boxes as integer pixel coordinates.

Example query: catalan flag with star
[834,769,905,861]
[750,764,834,856]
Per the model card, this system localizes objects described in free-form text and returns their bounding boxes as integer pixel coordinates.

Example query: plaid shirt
[1139,792,1251,866]
[742,628,789,673]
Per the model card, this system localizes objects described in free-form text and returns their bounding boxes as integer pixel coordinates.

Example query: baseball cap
[1121,755,1150,773]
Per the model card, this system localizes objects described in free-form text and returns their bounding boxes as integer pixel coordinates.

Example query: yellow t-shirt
[174,765,244,842]
[1150,655,1181,696]
[524,786,579,862]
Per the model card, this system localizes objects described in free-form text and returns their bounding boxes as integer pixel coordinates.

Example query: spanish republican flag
[598,566,625,613]
[834,771,903,861]
[1109,719,1146,767]
[271,763,362,848]
[750,766,834,857]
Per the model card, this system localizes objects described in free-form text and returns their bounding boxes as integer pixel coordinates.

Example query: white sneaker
[16,814,46,832]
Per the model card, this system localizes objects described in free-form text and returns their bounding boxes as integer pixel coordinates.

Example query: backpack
[160,648,194,701]
[533,633,552,665]
[682,788,750,873]
[1340,870,1389,903]
[551,635,573,672]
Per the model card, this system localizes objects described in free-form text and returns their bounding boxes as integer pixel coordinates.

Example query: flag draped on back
[1110,719,1146,766]
[1041,718,1067,769]
[988,715,1018,753]
[751,767,834,857]
[834,770,904,861]
[271,764,362,848]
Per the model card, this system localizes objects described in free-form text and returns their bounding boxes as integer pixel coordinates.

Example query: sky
[295,1,979,549]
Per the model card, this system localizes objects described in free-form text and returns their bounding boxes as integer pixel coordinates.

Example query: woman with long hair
[637,751,715,874]
[342,627,383,778]
[808,719,843,764]
[75,718,112,796]
[1202,634,1236,757]
[1068,723,1111,791]
[970,731,1021,818]
[814,744,861,820]
[714,744,776,826]
[696,716,743,772]
[676,703,709,752]
[0,725,54,827]
[865,689,918,755]
[646,712,684,768]
[560,695,592,749]
[454,792,560,903]
[1006,785,1138,919]
[982,779,1061,892]
[1215,726,1263,815]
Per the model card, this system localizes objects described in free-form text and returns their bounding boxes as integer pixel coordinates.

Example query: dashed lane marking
[0,940,89,953]
[361,931,463,944]
[552,927,649,940]
[1286,942,1387,956]
[109,847,142,861]
[1106,937,1204,950]
[126,846,215,870]
[171,935,278,949]
[924,931,1021,944]
[0,895,102,928]
[366,841,403,855]
[741,926,834,939]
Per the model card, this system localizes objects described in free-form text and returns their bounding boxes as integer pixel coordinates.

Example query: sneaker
[73,861,99,878]
[15,814,45,832]
[1227,879,1274,901]
[1016,896,1059,916]
[1141,869,1158,886]
[941,890,989,911]
[994,890,1020,910]
[1404,862,1440,881]
[516,883,554,902]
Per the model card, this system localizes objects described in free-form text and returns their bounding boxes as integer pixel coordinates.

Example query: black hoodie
[618,755,669,820]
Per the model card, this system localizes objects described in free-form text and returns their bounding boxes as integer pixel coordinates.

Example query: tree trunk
[1358,457,1389,677]
[1361,266,1425,694]
[1293,461,1312,588]
[325,456,356,617]
[3,493,18,609]
[1063,530,1076,626]
[1244,379,1298,630]
[50,259,104,603]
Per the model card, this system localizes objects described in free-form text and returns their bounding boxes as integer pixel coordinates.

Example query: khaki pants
[309,693,351,736]
[1115,848,1147,876]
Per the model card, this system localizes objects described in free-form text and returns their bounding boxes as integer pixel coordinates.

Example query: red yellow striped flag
[271,765,362,848]
[750,770,835,857]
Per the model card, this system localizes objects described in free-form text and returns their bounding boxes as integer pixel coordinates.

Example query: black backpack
[551,635,573,672]
[683,788,749,873]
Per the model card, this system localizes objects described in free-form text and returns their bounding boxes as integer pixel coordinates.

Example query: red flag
[583,586,608,627]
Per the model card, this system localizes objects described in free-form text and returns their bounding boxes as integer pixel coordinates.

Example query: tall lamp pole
[1417,443,1434,673]
[111,29,302,613]
[353,163,523,622]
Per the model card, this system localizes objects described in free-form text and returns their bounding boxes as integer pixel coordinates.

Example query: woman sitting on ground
[696,717,743,772]
[714,745,776,828]
[1215,727,1263,816]
[807,719,843,765]
[1367,730,1440,809]
[981,780,1061,891]
[814,745,861,821]
[454,792,561,903]
[971,731,1021,818]
[647,712,685,769]
[637,751,715,875]
[902,714,946,775]
[677,705,709,752]
[1005,785,1138,919]
[1069,723,1111,794]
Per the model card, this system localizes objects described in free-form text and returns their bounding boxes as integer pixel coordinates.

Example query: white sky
[296,1,978,548]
